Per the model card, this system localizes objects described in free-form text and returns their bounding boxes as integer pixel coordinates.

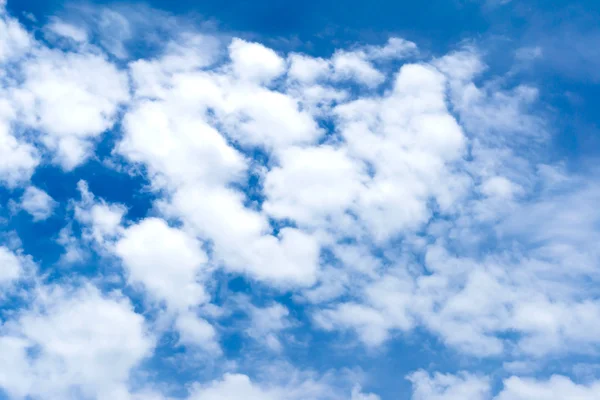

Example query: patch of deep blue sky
[2,0,600,398]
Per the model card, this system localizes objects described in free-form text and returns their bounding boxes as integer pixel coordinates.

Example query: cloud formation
[0,0,599,399]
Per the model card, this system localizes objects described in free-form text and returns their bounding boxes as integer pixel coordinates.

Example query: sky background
[0,0,599,399]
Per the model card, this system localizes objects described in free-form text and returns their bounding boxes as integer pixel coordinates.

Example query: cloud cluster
[0,1,599,399]
[0,285,154,400]
[409,371,600,400]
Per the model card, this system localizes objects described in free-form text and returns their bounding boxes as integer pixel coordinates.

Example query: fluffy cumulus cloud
[115,217,209,310]
[409,371,600,400]
[0,285,154,400]
[0,3,128,171]
[408,371,491,400]
[0,246,27,286]
[0,116,39,187]
[187,366,378,400]
[0,0,599,399]
[18,186,56,221]
[0,6,38,186]
[13,49,129,169]
[189,373,319,400]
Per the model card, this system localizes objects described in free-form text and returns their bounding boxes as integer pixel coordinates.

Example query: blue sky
[0,0,599,399]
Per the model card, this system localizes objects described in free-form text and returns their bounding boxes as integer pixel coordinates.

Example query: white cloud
[12,48,129,169]
[334,62,467,241]
[164,185,321,285]
[0,246,24,286]
[315,302,391,347]
[315,273,414,347]
[480,176,522,199]
[364,37,418,60]
[0,11,38,187]
[57,224,87,264]
[74,180,126,245]
[20,186,56,221]
[407,370,490,400]
[408,371,600,400]
[351,386,381,400]
[229,38,285,84]
[245,302,292,352]
[119,99,247,189]
[0,7,31,63]
[70,183,219,352]
[0,117,39,187]
[223,86,323,149]
[355,177,600,358]
[115,217,208,311]
[435,49,543,143]
[175,311,220,352]
[97,8,132,59]
[188,369,364,400]
[0,284,155,400]
[287,53,331,83]
[188,373,287,400]
[45,19,88,42]
[263,145,367,226]
[331,50,384,87]
[515,46,543,63]
[495,375,600,400]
